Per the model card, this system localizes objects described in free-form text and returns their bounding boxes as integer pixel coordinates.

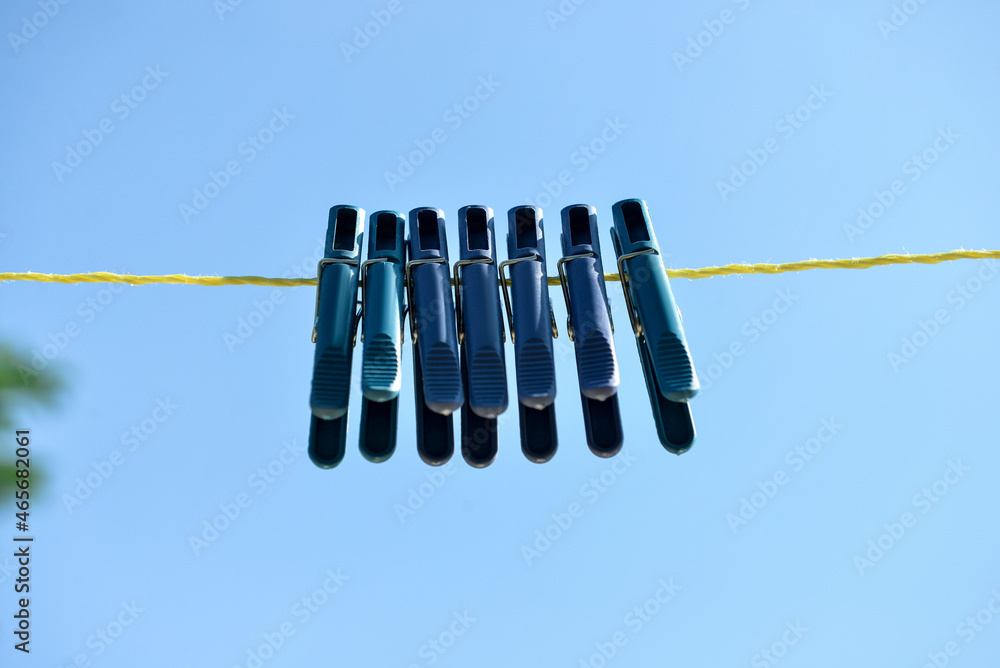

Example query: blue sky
[2,0,1000,666]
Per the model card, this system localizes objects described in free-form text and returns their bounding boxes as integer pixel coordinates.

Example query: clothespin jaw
[407,207,463,465]
[456,205,508,467]
[309,205,365,468]
[610,198,698,454]
[558,204,623,457]
[358,210,406,463]
[501,205,558,463]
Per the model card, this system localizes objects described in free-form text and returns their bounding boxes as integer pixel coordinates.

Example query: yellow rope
[1,249,997,287]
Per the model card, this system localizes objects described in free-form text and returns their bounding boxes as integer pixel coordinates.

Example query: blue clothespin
[309,205,364,468]
[407,207,464,465]
[557,204,623,457]
[455,205,508,467]
[358,210,406,463]
[610,198,698,453]
[500,205,559,462]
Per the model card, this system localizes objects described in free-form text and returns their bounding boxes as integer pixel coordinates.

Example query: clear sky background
[2,0,1000,666]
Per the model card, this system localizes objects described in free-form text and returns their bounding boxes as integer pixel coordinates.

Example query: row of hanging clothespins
[308,199,699,468]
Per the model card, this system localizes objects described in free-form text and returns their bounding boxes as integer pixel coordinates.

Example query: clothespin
[610,199,699,453]
[454,205,508,467]
[309,205,365,468]
[407,207,464,465]
[358,210,406,463]
[500,205,559,462]
[557,204,623,457]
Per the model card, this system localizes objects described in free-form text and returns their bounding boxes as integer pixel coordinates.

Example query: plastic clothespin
[610,198,699,454]
[407,207,464,465]
[358,210,406,463]
[557,204,623,457]
[309,205,365,468]
[454,205,509,467]
[500,205,559,463]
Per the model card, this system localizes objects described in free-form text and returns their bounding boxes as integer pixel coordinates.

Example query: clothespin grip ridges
[505,206,558,463]
[611,199,698,454]
[309,205,365,468]
[558,204,623,457]
[407,207,463,465]
[358,210,406,463]
[456,205,509,467]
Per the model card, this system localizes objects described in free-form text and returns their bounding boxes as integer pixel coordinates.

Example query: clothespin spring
[312,257,361,344]
[498,255,558,344]
[405,257,447,344]
[615,248,658,338]
[556,251,614,342]
[453,258,506,345]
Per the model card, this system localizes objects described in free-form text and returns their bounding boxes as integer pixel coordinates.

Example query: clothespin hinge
[312,257,361,343]
[453,258,504,345]
[556,251,614,341]
[498,255,558,344]
[405,256,447,344]
[357,257,390,343]
[615,248,658,338]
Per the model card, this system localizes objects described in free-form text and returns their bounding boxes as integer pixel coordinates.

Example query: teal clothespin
[358,210,406,463]
[309,205,364,468]
[610,199,699,454]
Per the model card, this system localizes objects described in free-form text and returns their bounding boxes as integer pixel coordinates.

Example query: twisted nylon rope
[1,249,997,287]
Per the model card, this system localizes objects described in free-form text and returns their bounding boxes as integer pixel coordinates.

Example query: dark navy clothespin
[610,199,699,454]
[454,205,508,467]
[358,210,406,463]
[407,207,464,465]
[309,205,364,468]
[558,204,623,457]
[500,206,558,462]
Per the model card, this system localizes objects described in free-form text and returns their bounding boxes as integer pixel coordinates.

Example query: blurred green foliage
[0,345,62,496]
